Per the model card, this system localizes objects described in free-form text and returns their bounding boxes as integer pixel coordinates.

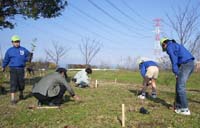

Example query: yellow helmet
[160,37,168,46]
[11,35,20,42]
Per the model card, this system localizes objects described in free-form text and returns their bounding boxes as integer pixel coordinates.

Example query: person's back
[32,72,71,96]
[73,69,89,87]
[73,68,92,88]
[138,60,159,99]
[167,41,194,64]
[32,68,79,106]
[166,41,194,75]
[139,61,158,78]
[32,73,56,92]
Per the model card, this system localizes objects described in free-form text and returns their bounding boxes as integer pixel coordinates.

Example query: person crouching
[32,68,80,106]
[72,68,92,88]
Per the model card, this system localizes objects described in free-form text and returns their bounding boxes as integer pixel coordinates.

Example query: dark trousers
[10,68,25,93]
[78,82,89,88]
[33,85,67,105]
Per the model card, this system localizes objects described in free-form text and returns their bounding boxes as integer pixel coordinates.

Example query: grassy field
[0,70,199,128]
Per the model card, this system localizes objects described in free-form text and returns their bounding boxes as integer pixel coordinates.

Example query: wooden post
[115,78,117,84]
[95,80,98,88]
[37,106,59,109]
[28,105,60,109]
[122,104,125,127]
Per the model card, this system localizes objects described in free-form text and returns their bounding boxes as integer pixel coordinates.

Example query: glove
[139,107,149,114]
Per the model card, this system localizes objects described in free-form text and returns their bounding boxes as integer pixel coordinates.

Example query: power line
[64,11,127,40]
[60,15,125,44]
[69,3,135,38]
[104,0,152,31]
[88,0,145,36]
[67,9,114,36]
[120,0,152,24]
[52,20,83,37]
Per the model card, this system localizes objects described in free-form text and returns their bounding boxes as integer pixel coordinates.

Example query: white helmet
[137,58,144,65]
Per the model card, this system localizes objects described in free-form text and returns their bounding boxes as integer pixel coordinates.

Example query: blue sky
[0,0,198,67]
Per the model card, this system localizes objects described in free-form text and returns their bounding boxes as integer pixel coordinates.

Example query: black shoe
[48,102,60,107]
[0,87,6,94]
[38,101,44,107]
[19,94,24,100]
[38,101,43,107]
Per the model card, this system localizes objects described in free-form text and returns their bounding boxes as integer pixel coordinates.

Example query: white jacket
[74,69,89,85]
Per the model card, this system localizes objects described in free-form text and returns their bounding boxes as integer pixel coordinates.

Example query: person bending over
[137,60,159,99]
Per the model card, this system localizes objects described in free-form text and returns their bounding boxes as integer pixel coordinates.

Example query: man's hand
[2,68,5,72]
[175,75,178,80]
[73,95,80,101]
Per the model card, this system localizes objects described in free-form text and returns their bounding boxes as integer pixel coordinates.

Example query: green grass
[0,70,199,128]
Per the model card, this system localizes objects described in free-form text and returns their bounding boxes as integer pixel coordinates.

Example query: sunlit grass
[0,70,199,128]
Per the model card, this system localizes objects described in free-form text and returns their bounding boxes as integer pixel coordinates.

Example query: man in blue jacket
[160,37,195,115]
[2,35,32,105]
[138,60,159,99]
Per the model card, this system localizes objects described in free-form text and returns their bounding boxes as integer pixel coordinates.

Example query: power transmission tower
[153,18,162,55]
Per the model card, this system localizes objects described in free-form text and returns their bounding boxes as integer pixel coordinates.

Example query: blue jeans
[78,81,89,88]
[176,61,194,109]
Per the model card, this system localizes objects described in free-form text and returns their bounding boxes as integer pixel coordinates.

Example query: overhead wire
[88,0,142,36]
[67,8,134,40]
[88,0,152,38]
[60,14,125,45]
[104,0,152,31]
[69,3,136,38]
[120,0,153,25]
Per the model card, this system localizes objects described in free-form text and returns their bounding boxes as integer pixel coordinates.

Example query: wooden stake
[122,104,125,127]
[115,78,117,84]
[28,105,60,109]
[95,80,98,88]
[37,106,59,109]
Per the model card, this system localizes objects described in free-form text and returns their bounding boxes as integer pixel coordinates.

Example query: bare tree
[158,56,171,70]
[189,34,200,60]
[116,56,135,70]
[79,37,102,65]
[165,1,200,60]
[45,41,70,66]
[99,60,111,69]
